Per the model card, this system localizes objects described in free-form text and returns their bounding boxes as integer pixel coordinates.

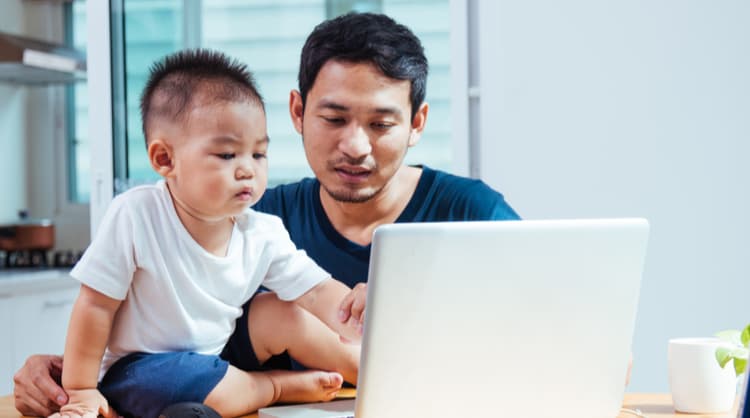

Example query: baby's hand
[48,388,118,418]
[337,283,367,342]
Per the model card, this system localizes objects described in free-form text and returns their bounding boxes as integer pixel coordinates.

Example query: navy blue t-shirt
[253,166,520,288]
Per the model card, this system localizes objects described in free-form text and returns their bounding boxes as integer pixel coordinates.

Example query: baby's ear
[148,139,174,177]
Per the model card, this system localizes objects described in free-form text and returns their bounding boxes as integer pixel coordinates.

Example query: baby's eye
[253,153,267,160]
[216,153,235,160]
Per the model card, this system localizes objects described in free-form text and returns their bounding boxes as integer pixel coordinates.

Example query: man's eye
[216,153,235,160]
[371,122,394,130]
[323,116,345,125]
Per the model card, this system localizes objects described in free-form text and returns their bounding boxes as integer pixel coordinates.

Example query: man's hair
[139,48,264,143]
[298,12,428,120]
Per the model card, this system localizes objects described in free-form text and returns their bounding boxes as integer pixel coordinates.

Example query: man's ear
[408,102,429,147]
[289,90,304,135]
[148,138,174,177]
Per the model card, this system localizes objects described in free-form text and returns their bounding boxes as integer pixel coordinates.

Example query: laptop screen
[356,218,649,418]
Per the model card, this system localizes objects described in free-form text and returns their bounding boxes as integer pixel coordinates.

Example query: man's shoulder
[417,166,520,221]
[254,178,318,216]
[429,167,482,184]
[427,167,502,198]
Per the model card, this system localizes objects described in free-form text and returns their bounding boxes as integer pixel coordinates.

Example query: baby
[51,49,363,418]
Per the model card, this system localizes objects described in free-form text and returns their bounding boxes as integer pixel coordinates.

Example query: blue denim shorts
[99,351,229,418]
[99,298,269,418]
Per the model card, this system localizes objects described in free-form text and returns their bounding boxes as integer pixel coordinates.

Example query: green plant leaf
[715,325,750,376]
[716,346,733,368]
[716,330,742,346]
[741,324,750,348]
[734,357,747,376]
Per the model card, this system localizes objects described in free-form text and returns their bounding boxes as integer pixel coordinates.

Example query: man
[254,12,519,288]
[13,12,519,416]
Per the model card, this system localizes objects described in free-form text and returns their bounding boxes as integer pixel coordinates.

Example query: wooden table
[620,393,737,417]
[0,392,738,417]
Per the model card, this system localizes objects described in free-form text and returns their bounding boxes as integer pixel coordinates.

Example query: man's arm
[13,355,67,416]
[294,279,366,343]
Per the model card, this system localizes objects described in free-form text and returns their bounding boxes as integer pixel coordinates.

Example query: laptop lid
[739,368,750,418]
[354,218,649,418]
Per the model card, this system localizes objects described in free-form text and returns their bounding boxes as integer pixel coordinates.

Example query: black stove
[1,249,82,268]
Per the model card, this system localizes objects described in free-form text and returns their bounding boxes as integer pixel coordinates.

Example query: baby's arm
[294,279,366,343]
[52,284,121,418]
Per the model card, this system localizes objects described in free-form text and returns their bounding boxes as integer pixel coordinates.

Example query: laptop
[740,367,750,418]
[259,218,650,418]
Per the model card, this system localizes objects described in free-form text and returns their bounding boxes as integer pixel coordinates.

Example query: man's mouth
[334,166,372,182]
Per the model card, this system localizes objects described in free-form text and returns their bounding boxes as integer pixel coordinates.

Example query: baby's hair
[139,48,264,144]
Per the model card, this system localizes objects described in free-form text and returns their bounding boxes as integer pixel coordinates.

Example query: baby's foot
[267,370,344,404]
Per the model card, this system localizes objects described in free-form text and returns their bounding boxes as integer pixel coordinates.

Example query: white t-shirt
[71,181,330,376]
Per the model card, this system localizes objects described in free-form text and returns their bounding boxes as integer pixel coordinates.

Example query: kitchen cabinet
[0,31,86,85]
[0,270,78,395]
[0,293,14,397]
[10,286,77,380]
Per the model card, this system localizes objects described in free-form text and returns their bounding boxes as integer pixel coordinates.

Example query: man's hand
[296,278,366,344]
[338,283,367,337]
[48,388,118,418]
[13,355,68,416]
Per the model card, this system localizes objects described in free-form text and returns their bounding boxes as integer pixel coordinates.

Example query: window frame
[86,0,115,235]
[86,0,472,234]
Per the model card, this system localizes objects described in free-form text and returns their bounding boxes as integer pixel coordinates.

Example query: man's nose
[339,125,372,159]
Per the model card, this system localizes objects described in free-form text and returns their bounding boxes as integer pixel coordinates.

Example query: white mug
[668,337,738,414]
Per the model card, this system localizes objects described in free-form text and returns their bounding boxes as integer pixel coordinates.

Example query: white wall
[475,0,750,392]
[0,2,27,222]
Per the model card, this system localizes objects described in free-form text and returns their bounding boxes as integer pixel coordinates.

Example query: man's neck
[319,165,422,246]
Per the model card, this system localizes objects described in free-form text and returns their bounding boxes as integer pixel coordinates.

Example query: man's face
[291,60,426,203]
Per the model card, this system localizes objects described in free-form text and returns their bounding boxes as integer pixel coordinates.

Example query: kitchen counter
[0,269,74,294]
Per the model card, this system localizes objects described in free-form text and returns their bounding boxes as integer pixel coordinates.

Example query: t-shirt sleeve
[70,196,136,300]
[487,190,522,221]
[260,217,331,301]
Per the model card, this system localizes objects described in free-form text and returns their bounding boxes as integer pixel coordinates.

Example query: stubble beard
[321,182,384,203]
[321,154,382,203]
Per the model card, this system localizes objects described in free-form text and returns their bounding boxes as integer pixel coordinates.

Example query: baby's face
[167,100,269,221]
